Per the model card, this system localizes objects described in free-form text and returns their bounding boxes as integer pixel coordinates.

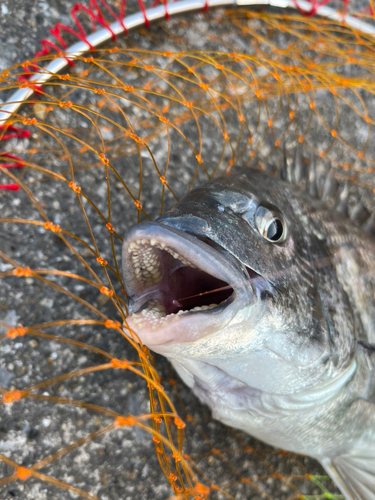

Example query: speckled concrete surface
[0,3,176,499]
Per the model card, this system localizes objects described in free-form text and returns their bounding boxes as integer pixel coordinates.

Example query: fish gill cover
[0,0,375,498]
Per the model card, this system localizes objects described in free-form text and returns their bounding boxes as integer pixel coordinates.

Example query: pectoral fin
[322,450,375,500]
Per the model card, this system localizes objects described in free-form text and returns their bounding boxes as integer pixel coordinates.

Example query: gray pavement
[0,1,368,499]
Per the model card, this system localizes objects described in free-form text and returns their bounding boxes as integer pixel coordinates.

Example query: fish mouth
[122,222,253,346]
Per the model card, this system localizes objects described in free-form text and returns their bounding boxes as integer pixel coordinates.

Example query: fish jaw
[122,222,254,346]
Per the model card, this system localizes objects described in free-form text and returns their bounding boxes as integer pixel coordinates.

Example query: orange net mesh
[1,5,375,499]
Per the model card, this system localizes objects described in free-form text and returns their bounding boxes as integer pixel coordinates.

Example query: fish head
[122,168,356,393]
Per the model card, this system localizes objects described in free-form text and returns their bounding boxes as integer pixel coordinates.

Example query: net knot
[129,132,142,144]
[3,389,24,403]
[194,483,210,497]
[6,326,27,338]
[22,118,38,125]
[110,358,129,369]
[96,256,108,267]
[44,221,61,233]
[16,467,32,481]
[100,286,114,297]
[105,319,121,329]
[13,266,32,277]
[69,181,81,193]
[174,417,186,429]
[98,153,109,165]
[59,100,73,108]
[114,415,136,427]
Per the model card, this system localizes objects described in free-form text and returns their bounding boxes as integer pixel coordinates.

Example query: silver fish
[122,161,375,500]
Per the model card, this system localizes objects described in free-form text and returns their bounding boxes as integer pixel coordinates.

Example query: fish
[122,153,375,500]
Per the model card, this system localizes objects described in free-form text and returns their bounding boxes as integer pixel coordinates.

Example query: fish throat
[127,238,234,325]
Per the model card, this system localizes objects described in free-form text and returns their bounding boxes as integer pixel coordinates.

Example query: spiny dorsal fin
[321,172,339,201]
[351,201,370,225]
[281,143,294,183]
[293,144,305,185]
[363,212,375,237]
[286,147,375,237]
[306,157,318,198]
[335,181,350,216]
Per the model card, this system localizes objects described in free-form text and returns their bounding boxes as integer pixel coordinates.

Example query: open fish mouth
[122,222,253,345]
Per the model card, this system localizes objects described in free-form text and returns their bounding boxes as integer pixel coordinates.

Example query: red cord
[151,0,170,20]
[0,184,20,191]
[291,0,349,16]
[0,153,25,169]
[0,125,31,142]
[137,0,151,27]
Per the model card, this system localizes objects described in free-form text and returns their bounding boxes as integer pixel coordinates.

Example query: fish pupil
[266,219,283,241]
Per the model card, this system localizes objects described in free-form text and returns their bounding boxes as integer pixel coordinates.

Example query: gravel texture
[1,1,373,500]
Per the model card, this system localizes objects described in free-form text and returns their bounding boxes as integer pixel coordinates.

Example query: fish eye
[254,205,286,243]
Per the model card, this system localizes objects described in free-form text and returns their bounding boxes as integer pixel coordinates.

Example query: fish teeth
[131,302,219,329]
[128,237,197,286]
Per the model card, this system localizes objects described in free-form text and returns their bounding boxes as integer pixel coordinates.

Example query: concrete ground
[1,1,371,500]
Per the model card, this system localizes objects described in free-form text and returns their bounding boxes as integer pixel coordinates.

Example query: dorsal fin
[322,172,339,201]
[286,147,374,237]
[293,145,305,185]
[335,181,350,216]
[281,143,293,183]
[280,143,288,181]
[306,157,318,198]
[363,212,375,237]
[351,201,370,225]
[317,174,326,199]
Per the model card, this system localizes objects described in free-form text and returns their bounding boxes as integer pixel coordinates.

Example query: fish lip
[122,222,253,346]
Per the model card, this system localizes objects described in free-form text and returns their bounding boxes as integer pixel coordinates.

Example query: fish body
[122,166,375,499]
